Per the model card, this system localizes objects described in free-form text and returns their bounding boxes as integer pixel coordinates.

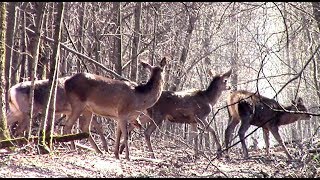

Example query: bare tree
[4,2,17,108]
[170,2,199,91]
[130,2,142,82]
[38,2,64,153]
[113,2,122,75]
[0,2,10,140]
[28,2,46,139]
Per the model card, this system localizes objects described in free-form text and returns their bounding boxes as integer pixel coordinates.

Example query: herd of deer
[5,57,311,161]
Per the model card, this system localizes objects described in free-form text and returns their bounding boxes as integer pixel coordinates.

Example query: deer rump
[7,77,72,136]
[237,97,282,127]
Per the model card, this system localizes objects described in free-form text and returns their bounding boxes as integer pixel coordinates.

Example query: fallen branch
[0,132,89,149]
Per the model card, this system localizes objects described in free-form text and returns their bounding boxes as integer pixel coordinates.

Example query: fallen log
[0,132,89,149]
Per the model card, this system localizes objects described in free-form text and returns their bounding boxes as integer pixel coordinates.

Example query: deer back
[65,57,167,118]
[147,90,208,124]
[229,90,311,127]
[146,69,232,124]
[8,77,71,115]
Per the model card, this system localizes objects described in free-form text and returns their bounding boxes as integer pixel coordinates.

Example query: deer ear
[140,61,152,71]
[222,69,232,78]
[160,57,167,67]
[297,97,303,104]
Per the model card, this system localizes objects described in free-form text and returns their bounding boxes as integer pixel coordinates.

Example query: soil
[0,135,319,178]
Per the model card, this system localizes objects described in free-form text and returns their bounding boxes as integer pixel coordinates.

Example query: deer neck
[278,113,300,125]
[202,79,223,105]
[277,105,300,125]
[135,71,164,110]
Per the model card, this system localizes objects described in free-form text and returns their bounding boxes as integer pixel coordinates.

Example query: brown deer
[63,57,167,160]
[224,90,311,160]
[7,77,72,136]
[7,77,110,152]
[120,69,232,159]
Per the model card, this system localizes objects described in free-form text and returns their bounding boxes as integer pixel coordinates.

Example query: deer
[7,76,72,137]
[7,77,110,152]
[119,69,232,159]
[63,57,167,160]
[224,90,311,160]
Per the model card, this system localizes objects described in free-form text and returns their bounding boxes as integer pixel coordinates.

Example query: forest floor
[0,134,319,178]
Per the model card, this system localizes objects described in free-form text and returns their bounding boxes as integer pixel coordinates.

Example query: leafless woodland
[0,2,320,178]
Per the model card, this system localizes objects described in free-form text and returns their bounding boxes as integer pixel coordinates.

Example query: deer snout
[301,113,311,120]
[306,114,312,120]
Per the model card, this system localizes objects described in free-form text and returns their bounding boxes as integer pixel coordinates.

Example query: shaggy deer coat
[225,90,311,159]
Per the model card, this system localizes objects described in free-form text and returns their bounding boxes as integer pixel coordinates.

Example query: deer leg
[190,123,199,157]
[262,128,270,157]
[19,113,37,137]
[123,121,130,160]
[44,113,55,137]
[115,119,130,160]
[79,111,103,154]
[63,104,84,151]
[224,118,239,157]
[91,118,109,152]
[14,118,28,137]
[119,122,135,155]
[8,112,26,137]
[144,118,162,159]
[238,121,251,159]
[200,118,222,158]
[114,122,122,159]
[269,126,292,160]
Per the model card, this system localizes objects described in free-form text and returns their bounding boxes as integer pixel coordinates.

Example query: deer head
[221,69,232,90]
[291,97,311,120]
[208,68,232,91]
[140,57,167,71]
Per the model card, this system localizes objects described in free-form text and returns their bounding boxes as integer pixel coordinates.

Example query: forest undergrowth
[0,132,319,178]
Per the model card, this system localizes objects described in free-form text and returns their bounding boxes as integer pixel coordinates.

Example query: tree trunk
[311,2,320,103]
[94,28,101,74]
[28,2,46,139]
[170,3,197,91]
[19,3,28,83]
[76,2,86,72]
[4,2,17,109]
[113,2,122,75]
[130,2,142,82]
[39,2,64,153]
[0,2,10,140]
[311,2,320,137]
